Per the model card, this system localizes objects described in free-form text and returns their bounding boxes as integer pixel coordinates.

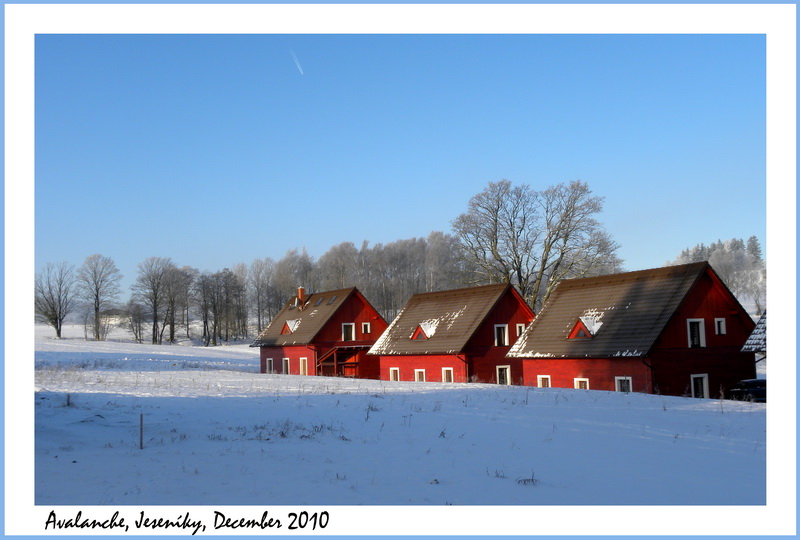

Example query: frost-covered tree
[131,256,176,344]
[76,254,122,341]
[35,261,78,338]
[668,236,765,314]
[452,179,622,311]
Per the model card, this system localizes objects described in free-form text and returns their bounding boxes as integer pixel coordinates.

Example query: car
[728,378,766,403]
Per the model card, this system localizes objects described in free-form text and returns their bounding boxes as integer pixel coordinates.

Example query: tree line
[35,178,765,343]
[667,236,766,315]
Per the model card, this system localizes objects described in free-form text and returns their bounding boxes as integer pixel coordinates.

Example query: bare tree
[125,298,147,343]
[131,256,176,344]
[452,179,622,310]
[161,266,195,344]
[35,261,78,338]
[249,257,278,333]
[76,254,122,341]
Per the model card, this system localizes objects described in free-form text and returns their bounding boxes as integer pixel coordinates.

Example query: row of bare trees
[36,179,629,342]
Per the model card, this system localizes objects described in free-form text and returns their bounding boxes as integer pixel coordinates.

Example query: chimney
[297,287,306,307]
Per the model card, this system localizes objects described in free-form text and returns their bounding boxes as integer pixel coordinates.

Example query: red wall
[518,357,653,392]
[313,291,388,345]
[378,355,469,383]
[465,288,535,384]
[647,270,757,397]
[260,345,317,374]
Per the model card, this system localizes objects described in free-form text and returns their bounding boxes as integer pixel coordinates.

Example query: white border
[686,318,707,347]
[493,323,509,346]
[614,375,633,393]
[690,373,710,399]
[441,366,454,383]
[496,364,512,385]
[573,377,590,390]
[714,317,727,335]
[6,2,796,536]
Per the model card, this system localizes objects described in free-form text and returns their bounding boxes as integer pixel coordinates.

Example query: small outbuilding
[250,287,388,378]
[507,262,756,398]
[367,283,535,383]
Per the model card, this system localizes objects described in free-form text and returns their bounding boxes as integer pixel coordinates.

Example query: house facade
[250,287,388,378]
[507,262,757,398]
[367,283,535,384]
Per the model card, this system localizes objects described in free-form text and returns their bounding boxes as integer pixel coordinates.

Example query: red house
[506,262,757,398]
[250,287,388,378]
[367,283,535,384]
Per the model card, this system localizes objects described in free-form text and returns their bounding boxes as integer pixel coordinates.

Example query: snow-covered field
[18,324,783,535]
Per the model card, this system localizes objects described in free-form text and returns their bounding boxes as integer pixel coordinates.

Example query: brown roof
[741,311,766,353]
[251,287,360,347]
[507,262,710,359]
[368,283,519,356]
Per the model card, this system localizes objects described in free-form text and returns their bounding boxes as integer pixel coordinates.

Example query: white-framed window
[362,322,371,334]
[414,369,426,382]
[389,367,400,381]
[496,365,511,385]
[516,323,526,337]
[686,319,706,348]
[266,358,274,374]
[494,324,509,346]
[615,376,632,393]
[300,357,308,376]
[715,318,727,335]
[691,373,709,399]
[537,375,551,388]
[442,367,454,383]
[282,358,290,374]
[574,378,590,390]
[342,322,356,341]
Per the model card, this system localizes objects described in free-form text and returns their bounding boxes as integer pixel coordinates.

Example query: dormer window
[411,320,437,341]
[282,319,300,335]
[568,315,602,340]
[411,326,429,341]
[569,321,592,339]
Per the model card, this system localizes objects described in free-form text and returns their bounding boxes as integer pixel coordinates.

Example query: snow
[13,325,785,535]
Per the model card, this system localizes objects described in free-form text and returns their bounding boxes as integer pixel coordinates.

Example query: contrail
[290,49,304,75]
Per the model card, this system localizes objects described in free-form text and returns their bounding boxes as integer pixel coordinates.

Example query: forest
[34,179,765,345]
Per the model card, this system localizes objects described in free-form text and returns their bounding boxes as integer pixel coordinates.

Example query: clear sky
[34,32,766,291]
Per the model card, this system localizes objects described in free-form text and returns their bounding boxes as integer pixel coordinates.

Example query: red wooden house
[367,283,535,383]
[506,262,756,398]
[250,287,388,378]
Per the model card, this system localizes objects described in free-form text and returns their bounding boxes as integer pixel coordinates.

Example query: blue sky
[35,33,766,290]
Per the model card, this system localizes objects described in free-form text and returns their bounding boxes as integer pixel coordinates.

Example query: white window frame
[342,322,356,341]
[389,367,400,382]
[496,365,512,385]
[442,367,454,383]
[266,358,274,374]
[537,375,551,388]
[282,358,290,374]
[686,318,706,348]
[574,377,590,390]
[714,318,727,335]
[691,373,710,399]
[615,376,633,393]
[516,323,526,337]
[300,357,308,376]
[414,369,426,382]
[362,322,371,334]
[494,324,509,346]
